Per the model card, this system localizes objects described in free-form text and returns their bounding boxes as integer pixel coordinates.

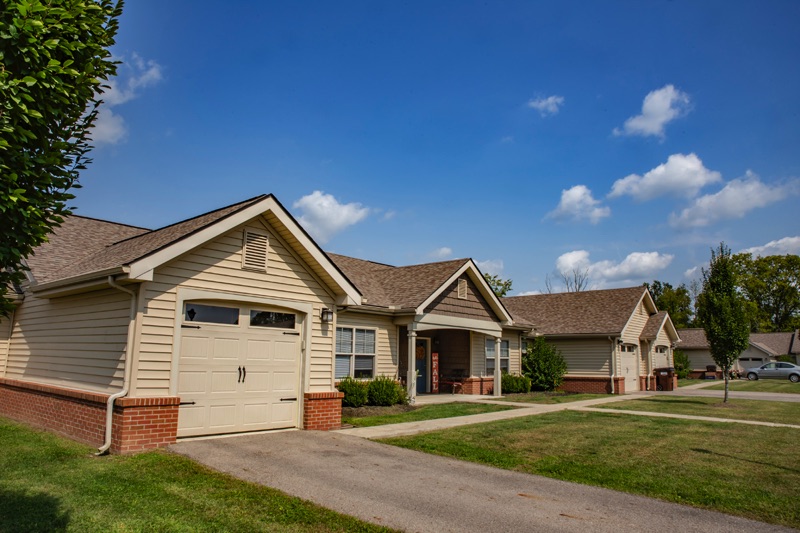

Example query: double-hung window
[336,327,376,379]
[485,339,509,374]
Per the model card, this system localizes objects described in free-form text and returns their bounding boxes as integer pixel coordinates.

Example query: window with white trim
[620,344,636,353]
[335,327,376,379]
[655,345,668,354]
[486,339,509,374]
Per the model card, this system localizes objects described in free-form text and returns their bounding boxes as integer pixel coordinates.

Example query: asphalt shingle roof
[502,286,646,335]
[640,311,669,340]
[677,329,800,356]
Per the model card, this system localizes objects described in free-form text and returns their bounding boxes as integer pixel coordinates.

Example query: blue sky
[76,1,800,295]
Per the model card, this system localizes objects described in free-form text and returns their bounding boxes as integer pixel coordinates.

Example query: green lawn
[380,411,800,528]
[677,378,708,387]
[496,392,610,404]
[342,402,516,427]
[707,380,800,394]
[0,417,393,533]
[598,396,800,425]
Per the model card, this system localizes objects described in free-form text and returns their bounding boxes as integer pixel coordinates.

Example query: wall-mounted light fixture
[320,307,334,323]
[617,338,624,345]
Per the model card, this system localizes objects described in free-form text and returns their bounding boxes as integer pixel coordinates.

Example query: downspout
[3,306,16,378]
[608,337,617,394]
[644,340,651,391]
[96,276,138,455]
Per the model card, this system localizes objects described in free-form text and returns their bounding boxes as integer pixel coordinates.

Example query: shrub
[337,377,368,408]
[394,380,410,405]
[522,337,568,391]
[501,372,532,394]
[673,349,691,379]
[368,375,401,406]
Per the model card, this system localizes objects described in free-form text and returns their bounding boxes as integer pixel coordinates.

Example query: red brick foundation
[558,376,625,394]
[303,391,343,430]
[0,378,178,454]
[461,377,494,395]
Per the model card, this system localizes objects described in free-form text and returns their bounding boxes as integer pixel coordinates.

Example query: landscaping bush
[501,372,532,394]
[393,380,410,405]
[522,337,568,391]
[673,349,691,379]
[368,375,402,406]
[337,376,368,407]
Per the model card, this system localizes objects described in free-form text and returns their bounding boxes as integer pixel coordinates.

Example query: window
[250,310,295,329]
[335,327,376,379]
[620,344,636,353]
[184,303,239,325]
[655,346,668,354]
[485,339,509,374]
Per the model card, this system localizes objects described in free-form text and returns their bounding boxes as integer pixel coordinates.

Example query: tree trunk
[723,364,730,403]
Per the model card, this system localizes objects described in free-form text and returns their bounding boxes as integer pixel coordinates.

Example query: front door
[416,338,429,393]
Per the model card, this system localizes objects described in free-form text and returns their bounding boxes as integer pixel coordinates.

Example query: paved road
[171,431,790,533]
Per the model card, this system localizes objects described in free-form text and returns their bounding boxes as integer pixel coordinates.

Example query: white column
[407,326,417,403]
[494,336,502,397]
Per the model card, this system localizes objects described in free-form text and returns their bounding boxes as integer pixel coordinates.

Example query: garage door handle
[242,366,246,382]
[280,397,297,402]
[238,366,242,383]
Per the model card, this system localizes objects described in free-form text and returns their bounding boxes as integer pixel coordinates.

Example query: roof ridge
[66,214,151,231]
[504,285,643,300]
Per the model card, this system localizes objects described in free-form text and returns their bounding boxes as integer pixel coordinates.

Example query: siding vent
[457,278,468,300]
[242,230,268,271]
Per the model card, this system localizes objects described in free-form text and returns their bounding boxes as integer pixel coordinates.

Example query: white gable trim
[414,260,512,324]
[620,288,654,339]
[125,196,361,304]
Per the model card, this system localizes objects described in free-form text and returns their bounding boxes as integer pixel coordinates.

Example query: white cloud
[669,172,800,228]
[293,191,370,243]
[547,185,610,225]
[608,153,722,201]
[382,210,397,221]
[527,95,564,116]
[613,84,690,138]
[555,250,674,287]
[684,266,699,278]
[92,53,163,145]
[516,290,542,296]
[430,247,453,260]
[476,259,504,275]
[741,236,800,257]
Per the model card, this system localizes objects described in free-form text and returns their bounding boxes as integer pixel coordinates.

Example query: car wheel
[747,372,758,381]
[790,374,800,383]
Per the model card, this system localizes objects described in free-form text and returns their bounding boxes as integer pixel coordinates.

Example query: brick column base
[558,376,624,394]
[461,377,494,395]
[0,378,179,454]
[303,391,343,430]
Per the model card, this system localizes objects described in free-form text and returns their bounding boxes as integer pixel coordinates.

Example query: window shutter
[242,230,268,271]
[457,278,467,299]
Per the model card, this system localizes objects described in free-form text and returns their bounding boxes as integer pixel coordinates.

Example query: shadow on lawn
[0,488,69,532]
[691,448,800,475]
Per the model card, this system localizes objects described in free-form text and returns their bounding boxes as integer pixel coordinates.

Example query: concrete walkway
[171,430,790,533]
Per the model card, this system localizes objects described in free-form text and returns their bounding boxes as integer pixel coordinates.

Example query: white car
[746,362,800,382]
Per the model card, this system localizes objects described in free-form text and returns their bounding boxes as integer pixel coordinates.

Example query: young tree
[0,0,123,316]
[522,336,568,391]
[483,273,512,298]
[695,243,750,403]
[733,253,800,332]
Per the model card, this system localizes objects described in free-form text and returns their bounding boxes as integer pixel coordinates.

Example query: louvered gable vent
[457,278,468,300]
[242,230,268,271]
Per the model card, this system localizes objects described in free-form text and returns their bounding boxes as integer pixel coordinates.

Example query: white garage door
[620,345,639,393]
[177,302,301,438]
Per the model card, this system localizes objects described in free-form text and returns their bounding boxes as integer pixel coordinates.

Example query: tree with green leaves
[696,243,750,403]
[522,336,568,391]
[0,0,123,317]
[483,272,512,298]
[644,280,693,328]
[732,253,800,332]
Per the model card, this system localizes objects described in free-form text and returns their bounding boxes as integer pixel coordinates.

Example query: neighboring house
[677,328,800,376]
[0,194,527,453]
[503,287,680,394]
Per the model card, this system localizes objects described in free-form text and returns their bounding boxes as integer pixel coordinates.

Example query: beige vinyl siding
[0,313,12,376]
[133,219,336,397]
[621,301,648,344]
[336,313,398,378]
[549,338,611,376]
[471,332,487,377]
[652,327,672,369]
[502,332,522,375]
[685,348,716,371]
[5,288,130,393]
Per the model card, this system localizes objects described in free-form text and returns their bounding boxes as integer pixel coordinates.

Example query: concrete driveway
[171,431,789,533]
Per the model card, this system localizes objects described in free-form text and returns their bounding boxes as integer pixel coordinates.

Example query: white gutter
[96,275,138,455]
[608,337,617,394]
[644,340,651,391]
[3,306,15,378]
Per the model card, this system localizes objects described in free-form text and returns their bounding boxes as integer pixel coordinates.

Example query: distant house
[676,328,800,376]
[503,287,680,394]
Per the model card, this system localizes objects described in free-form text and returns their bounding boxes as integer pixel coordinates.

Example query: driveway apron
[171,431,789,533]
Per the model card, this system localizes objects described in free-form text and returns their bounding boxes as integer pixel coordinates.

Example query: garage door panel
[211,370,239,393]
[208,404,237,430]
[180,336,209,361]
[246,339,272,361]
[274,340,297,361]
[243,371,271,393]
[212,338,240,361]
[273,371,297,393]
[242,402,270,425]
[178,405,206,433]
[178,371,206,394]
[271,402,295,425]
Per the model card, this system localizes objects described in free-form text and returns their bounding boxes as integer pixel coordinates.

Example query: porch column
[494,336,502,397]
[407,326,417,403]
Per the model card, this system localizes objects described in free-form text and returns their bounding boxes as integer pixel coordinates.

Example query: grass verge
[597,396,800,425]
[0,417,394,533]
[495,392,609,404]
[342,402,516,427]
[706,380,800,394]
[380,410,800,528]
